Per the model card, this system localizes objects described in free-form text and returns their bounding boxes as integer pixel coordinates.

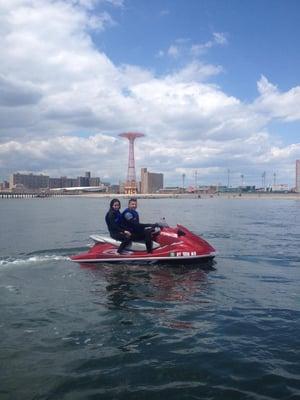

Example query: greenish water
[0,197,299,399]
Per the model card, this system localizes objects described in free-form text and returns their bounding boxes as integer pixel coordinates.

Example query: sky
[1,0,300,188]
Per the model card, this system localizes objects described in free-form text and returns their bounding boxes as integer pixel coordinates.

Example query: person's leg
[117,238,131,253]
[131,229,153,253]
[112,233,131,254]
[144,227,153,253]
[132,228,154,253]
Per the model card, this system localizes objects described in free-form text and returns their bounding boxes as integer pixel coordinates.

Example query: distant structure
[270,183,289,193]
[296,160,300,193]
[261,171,266,188]
[141,168,163,194]
[9,171,101,191]
[10,173,49,190]
[119,132,144,194]
[0,180,9,191]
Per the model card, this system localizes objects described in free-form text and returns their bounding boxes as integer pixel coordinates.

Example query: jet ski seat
[90,235,160,252]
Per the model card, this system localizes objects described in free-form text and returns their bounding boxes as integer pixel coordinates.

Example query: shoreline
[2,191,300,201]
[66,192,300,201]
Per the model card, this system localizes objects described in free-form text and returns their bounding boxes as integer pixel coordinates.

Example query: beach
[61,191,300,201]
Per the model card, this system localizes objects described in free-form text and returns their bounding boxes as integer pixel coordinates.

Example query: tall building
[89,177,100,186]
[296,160,300,193]
[60,177,77,188]
[0,181,9,190]
[10,173,49,190]
[49,176,78,188]
[9,171,101,190]
[141,168,164,194]
[77,176,90,186]
[49,177,63,188]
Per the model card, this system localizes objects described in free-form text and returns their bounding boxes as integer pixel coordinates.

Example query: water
[0,197,299,400]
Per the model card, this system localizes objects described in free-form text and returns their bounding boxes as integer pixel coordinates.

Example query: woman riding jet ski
[70,223,216,264]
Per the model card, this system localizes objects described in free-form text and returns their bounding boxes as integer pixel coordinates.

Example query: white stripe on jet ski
[71,252,216,263]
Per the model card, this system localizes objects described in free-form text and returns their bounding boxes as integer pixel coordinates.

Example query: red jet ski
[71,224,216,264]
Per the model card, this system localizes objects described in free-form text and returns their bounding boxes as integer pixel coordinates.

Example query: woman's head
[110,198,121,210]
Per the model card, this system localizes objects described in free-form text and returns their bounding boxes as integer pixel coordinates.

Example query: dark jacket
[105,209,123,236]
[121,208,140,233]
[121,208,154,234]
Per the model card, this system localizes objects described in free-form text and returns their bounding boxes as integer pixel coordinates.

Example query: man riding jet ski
[120,198,159,253]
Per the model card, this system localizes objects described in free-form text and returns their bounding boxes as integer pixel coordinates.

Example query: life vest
[121,208,139,232]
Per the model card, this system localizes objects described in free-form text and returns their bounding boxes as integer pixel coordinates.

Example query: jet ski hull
[70,224,216,264]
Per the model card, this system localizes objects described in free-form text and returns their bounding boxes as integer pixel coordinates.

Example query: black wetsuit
[105,209,131,253]
[121,208,155,253]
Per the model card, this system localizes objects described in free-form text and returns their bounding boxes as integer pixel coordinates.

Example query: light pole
[227,169,230,188]
[194,170,198,193]
[262,171,266,188]
[240,174,244,187]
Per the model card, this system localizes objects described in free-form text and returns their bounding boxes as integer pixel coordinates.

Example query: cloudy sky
[1,0,300,188]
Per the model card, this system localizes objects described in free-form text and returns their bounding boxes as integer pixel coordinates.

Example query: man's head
[128,198,137,210]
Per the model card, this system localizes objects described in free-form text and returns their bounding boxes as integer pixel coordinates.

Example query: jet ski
[70,224,216,264]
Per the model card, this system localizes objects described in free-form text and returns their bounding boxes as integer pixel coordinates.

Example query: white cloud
[68,0,124,9]
[0,74,42,106]
[167,45,180,58]
[190,32,228,56]
[166,61,223,82]
[213,32,228,45]
[161,32,228,65]
[0,134,123,179]
[254,75,300,122]
[0,1,299,187]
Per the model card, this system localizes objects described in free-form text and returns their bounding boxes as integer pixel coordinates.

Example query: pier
[0,192,63,199]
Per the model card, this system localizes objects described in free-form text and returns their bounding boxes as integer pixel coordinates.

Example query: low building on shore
[270,184,289,193]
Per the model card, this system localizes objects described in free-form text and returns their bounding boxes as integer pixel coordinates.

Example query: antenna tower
[119,132,145,194]
[227,168,230,188]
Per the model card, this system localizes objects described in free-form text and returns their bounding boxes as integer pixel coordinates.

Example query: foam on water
[0,254,69,268]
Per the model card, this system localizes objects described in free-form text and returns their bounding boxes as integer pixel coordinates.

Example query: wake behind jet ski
[70,224,216,264]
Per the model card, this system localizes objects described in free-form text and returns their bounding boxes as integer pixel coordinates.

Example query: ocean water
[0,197,299,400]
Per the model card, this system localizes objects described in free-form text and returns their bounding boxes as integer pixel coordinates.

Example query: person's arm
[107,212,123,233]
[123,211,157,230]
[123,211,140,227]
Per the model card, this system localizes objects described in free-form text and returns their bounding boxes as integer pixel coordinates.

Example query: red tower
[119,132,145,194]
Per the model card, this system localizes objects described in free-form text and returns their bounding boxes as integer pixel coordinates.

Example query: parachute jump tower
[119,132,145,194]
